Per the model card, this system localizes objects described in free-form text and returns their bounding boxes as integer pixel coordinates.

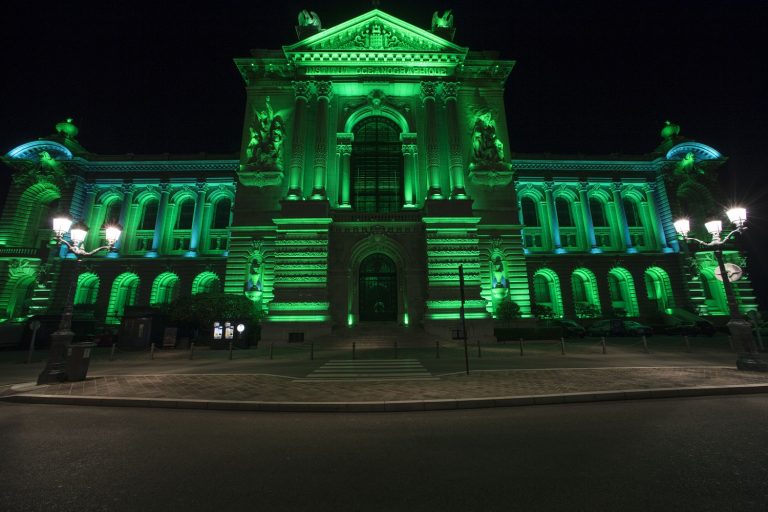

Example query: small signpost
[27,319,42,364]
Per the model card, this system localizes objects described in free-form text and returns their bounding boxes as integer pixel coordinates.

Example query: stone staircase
[312,322,446,348]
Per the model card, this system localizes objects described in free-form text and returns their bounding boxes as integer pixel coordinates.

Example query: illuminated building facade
[0,9,758,342]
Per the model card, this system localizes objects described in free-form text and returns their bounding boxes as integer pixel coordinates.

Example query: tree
[164,292,262,334]
[496,299,521,326]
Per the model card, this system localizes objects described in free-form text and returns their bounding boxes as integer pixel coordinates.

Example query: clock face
[714,263,743,282]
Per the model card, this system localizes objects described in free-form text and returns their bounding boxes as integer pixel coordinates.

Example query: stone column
[311,81,332,199]
[612,182,637,253]
[545,181,565,253]
[441,82,466,198]
[421,81,443,199]
[113,183,134,255]
[287,81,310,199]
[644,182,672,253]
[188,182,208,255]
[149,183,170,256]
[336,133,353,208]
[401,133,418,208]
[81,183,96,225]
[578,182,600,253]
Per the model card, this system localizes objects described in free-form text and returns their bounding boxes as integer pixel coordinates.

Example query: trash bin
[66,342,97,381]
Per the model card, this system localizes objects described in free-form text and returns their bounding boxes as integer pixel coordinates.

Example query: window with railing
[559,227,579,250]
[132,230,154,253]
[206,229,230,253]
[523,227,545,250]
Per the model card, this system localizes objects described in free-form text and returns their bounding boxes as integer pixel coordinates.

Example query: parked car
[587,319,653,337]
[665,320,716,337]
[551,319,586,338]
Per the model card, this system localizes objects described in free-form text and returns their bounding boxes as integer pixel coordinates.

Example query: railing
[206,229,229,253]
[629,227,647,250]
[593,227,613,249]
[0,247,41,257]
[132,230,154,253]
[172,230,191,252]
[559,227,580,250]
[522,227,545,250]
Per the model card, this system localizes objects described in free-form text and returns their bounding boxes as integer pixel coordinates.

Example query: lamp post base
[736,354,768,372]
[36,330,74,384]
[728,318,767,372]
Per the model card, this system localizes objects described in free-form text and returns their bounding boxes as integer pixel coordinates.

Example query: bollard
[642,335,649,354]
[560,337,566,355]
[394,341,398,359]
[601,336,606,355]
[229,342,233,360]
[190,342,195,360]
[352,341,356,360]
[684,335,691,353]
[150,343,155,360]
[269,343,274,360]
[728,335,735,352]
[310,342,314,361]
[436,341,440,359]
[110,342,116,361]
[477,340,482,358]
[519,337,524,357]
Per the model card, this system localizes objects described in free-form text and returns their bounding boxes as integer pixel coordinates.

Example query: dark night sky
[1,0,767,306]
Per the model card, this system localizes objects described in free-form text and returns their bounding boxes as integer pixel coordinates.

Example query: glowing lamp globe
[52,216,73,236]
[705,220,723,236]
[69,223,89,245]
[236,324,245,334]
[105,225,122,245]
[673,218,690,237]
[726,207,747,227]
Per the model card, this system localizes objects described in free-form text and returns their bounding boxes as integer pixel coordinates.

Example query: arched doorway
[358,253,397,321]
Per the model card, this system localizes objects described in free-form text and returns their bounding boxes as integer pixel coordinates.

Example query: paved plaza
[2,335,768,410]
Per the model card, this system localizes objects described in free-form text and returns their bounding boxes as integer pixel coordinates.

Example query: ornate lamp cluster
[673,206,765,372]
[673,207,747,246]
[52,214,121,257]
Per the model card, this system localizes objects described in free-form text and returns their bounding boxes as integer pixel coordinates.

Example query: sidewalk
[2,337,768,412]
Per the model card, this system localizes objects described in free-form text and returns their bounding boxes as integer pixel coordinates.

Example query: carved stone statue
[491,255,509,289]
[245,96,284,171]
[471,111,504,164]
[432,10,454,29]
[298,10,321,29]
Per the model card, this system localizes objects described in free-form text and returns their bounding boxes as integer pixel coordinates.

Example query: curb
[2,383,768,412]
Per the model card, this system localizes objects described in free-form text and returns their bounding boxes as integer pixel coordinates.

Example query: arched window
[103,199,122,226]
[608,267,639,317]
[140,199,158,230]
[623,198,640,227]
[533,269,564,318]
[644,266,675,312]
[106,273,139,324]
[589,198,607,227]
[351,116,404,213]
[571,268,602,317]
[74,272,100,306]
[176,199,195,229]
[192,272,221,295]
[212,198,231,229]
[555,197,573,227]
[521,197,539,226]
[150,272,180,306]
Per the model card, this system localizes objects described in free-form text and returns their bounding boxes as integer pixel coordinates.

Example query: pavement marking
[300,359,437,381]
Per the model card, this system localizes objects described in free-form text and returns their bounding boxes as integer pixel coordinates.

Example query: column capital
[158,182,171,194]
[292,81,311,101]
[440,81,459,102]
[314,80,333,101]
[420,81,439,102]
[195,181,209,193]
[121,183,135,195]
[612,181,625,193]
[402,143,418,156]
[578,181,591,192]
[643,181,657,193]
[544,180,556,192]
[336,144,352,156]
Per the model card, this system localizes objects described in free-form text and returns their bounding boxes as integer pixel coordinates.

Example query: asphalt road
[2,396,767,511]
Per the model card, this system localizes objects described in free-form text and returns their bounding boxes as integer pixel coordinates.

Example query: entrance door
[358,254,397,321]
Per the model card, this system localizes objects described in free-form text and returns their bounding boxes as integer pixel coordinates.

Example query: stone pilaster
[578,181,601,253]
[188,181,208,255]
[401,133,418,208]
[441,82,466,198]
[311,81,332,199]
[113,183,134,255]
[544,181,565,254]
[287,81,310,199]
[336,132,353,208]
[421,81,443,199]
[149,183,170,256]
[612,181,637,253]
[644,182,672,253]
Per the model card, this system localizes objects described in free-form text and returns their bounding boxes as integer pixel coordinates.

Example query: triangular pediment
[284,9,467,65]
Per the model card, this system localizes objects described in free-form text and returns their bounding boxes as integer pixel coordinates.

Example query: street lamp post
[37,216,121,384]
[673,208,766,372]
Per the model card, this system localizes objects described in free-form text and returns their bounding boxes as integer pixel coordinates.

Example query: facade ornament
[245,239,265,301]
[432,10,454,29]
[367,89,386,110]
[239,96,285,187]
[353,21,400,50]
[315,81,333,101]
[489,236,503,252]
[420,81,438,101]
[336,143,352,156]
[440,82,459,102]
[293,81,311,101]
[297,10,321,29]
[468,109,513,187]
[8,259,35,278]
